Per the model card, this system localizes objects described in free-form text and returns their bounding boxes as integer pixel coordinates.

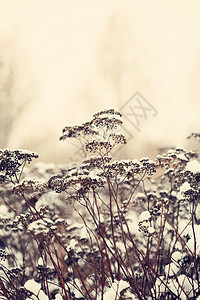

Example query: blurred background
[1,0,200,163]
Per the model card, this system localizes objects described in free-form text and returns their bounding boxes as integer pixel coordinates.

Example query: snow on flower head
[139,211,151,222]
[55,295,63,300]
[186,160,200,173]
[102,279,129,299]
[24,279,41,294]
[27,218,54,236]
[148,226,155,234]
[180,182,191,193]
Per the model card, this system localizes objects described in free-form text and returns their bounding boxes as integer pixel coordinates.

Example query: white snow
[171,251,182,262]
[0,205,12,216]
[79,225,89,239]
[101,279,129,299]
[180,182,191,193]
[125,210,139,235]
[24,279,56,299]
[55,295,63,300]
[139,211,151,222]
[148,227,155,234]
[116,241,126,253]
[176,182,191,200]
[164,262,180,277]
[177,153,188,161]
[24,279,41,294]
[27,218,53,235]
[37,257,43,266]
[67,238,78,250]
[186,160,200,173]
[38,290,48,300]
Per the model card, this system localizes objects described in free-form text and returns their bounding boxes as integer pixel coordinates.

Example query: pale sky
[0,0,200,162]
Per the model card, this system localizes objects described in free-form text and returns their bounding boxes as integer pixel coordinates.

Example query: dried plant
[0,112,200,299]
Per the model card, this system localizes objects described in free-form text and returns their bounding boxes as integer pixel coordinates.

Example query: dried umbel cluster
[60,109,127,156]
[156,147,197,170]
[60,109,123,140]
[0,149,38,183]
[187,132,200,142]
[81,155,112,170]
[13,179,47,197]
[48,172,105,203]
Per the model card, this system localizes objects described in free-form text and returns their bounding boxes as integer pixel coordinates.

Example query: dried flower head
[156,148,197,170]
[81,155,112,170]
[0,149,38,183]
[59,109,126,156]
[27,218,54,237]
[49,173,104,197]
[187,132,200,142]
[13,179,47,197]
[92,109,122,118]
[60,122,98,140]
[85,140,113,154]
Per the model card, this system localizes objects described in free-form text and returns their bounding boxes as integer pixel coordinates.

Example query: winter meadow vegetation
[0,109,200,299]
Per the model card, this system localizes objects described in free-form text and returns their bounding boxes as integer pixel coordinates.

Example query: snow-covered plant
[0,110,200,299]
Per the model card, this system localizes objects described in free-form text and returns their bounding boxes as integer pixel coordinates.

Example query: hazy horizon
[0,0,200,163]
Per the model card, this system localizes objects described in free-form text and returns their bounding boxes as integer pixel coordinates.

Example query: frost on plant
[0,113,200,299]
